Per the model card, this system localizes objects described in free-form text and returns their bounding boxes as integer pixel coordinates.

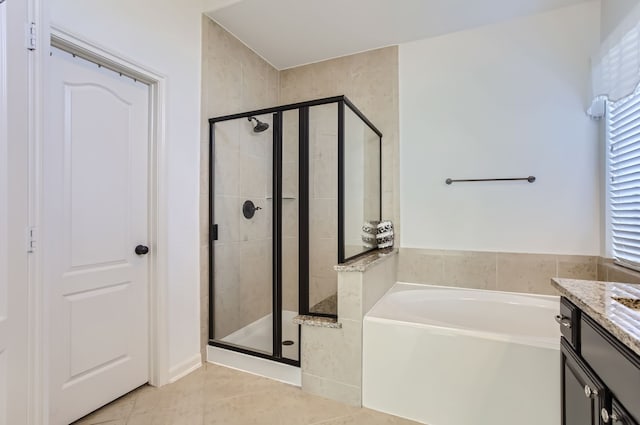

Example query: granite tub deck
[334,248,397,272]
[551,278,640,356]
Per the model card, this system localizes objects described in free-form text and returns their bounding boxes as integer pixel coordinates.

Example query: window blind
[593,21,640,103]
[609,88,640,270]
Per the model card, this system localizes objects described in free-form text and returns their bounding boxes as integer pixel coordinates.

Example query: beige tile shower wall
[200,17,280,354]
[281,47,399,311]
[280,46,400,242]
[398,248,598,295]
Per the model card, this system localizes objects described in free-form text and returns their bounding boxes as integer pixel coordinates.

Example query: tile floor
[72,363,421,425]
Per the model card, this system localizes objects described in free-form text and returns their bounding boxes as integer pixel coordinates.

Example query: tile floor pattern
[72,363,421,425]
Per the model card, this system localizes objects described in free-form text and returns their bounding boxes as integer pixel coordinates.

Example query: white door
[45,46,150,425]
[1,1,30,424]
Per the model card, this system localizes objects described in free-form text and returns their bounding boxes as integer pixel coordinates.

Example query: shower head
[248,116,269,133]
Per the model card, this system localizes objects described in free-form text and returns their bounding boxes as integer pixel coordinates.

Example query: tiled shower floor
[72,363,421,425]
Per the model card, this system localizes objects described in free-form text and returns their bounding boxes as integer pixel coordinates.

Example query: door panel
[67,282,130,378]
[67,85,131,268]
[561,339,603,425]
[46,47,150,425]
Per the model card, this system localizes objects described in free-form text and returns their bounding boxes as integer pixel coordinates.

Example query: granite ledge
[551,278,640,357]
[333,248,398,272]
[293,315,342,329]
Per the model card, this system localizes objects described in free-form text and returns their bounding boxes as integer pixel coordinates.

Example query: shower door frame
[208,95,382,365]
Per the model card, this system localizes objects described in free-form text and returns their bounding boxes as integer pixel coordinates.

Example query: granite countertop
[551,278,640,357]
[333,248,398,272]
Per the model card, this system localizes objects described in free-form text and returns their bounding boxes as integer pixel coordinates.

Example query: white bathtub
[362,283,560,425]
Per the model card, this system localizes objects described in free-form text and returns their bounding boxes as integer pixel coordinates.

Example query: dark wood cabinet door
[562,338,604,425]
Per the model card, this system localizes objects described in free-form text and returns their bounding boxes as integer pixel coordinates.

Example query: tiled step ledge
[293,315,342,329]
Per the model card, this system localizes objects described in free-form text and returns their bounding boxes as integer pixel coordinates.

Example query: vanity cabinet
[559,297,640,425]
[561,338,605,425]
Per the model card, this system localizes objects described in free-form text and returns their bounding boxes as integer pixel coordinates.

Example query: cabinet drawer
[558,297,579,349]
[581,315,640,424]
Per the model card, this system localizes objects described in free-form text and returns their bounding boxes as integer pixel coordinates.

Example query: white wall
[400,1,601,255]
[601,0,640,40]
[49,0,203,378]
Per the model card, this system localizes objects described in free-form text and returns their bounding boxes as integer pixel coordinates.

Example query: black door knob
[135,245,149,255]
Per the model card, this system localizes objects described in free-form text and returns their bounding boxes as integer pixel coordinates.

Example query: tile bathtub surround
[72,363,420,425]
[597,257,640,285]
[301,252,397,406]
[551,278,640,357]
[398,248,598,296]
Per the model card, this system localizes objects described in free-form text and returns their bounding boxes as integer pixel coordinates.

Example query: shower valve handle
[242,200,261,219]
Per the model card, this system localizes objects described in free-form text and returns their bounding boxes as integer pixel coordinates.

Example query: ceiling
[205,0,592,70]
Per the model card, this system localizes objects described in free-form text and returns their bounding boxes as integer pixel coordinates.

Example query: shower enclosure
[208,96,382,366]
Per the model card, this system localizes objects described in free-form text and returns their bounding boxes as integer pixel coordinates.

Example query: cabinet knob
[601,408,619,423]
[555,315,572,328]
[584,385,598,399]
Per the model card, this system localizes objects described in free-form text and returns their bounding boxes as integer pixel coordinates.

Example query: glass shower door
[211,114,274,356]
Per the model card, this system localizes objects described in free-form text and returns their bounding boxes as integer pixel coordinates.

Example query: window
[607,86,640,270]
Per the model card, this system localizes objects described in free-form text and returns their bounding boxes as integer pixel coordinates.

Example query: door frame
[2,0,32,424]
[34,26,170,417]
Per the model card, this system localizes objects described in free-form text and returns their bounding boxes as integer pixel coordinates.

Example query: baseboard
[168,353,202,383]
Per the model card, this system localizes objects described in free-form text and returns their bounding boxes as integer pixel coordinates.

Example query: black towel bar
[445,176,536,185]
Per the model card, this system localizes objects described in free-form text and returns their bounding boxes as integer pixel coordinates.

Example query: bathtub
[362,283,560,425]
